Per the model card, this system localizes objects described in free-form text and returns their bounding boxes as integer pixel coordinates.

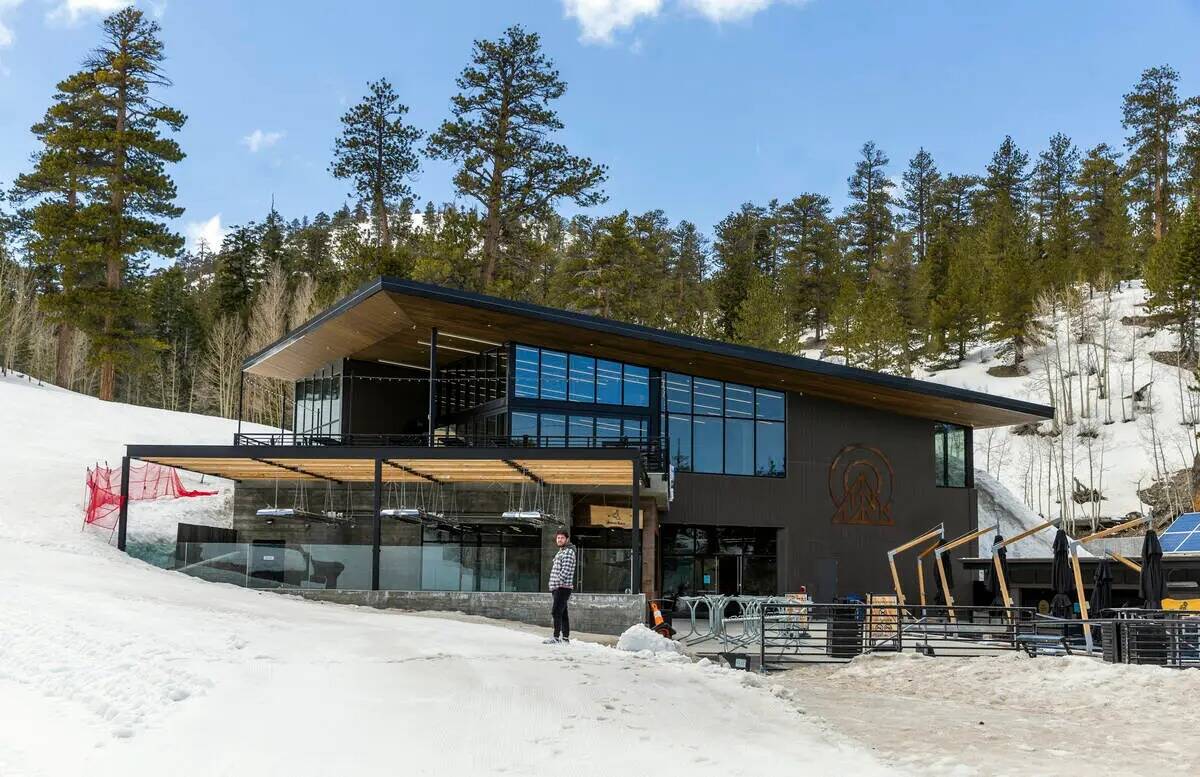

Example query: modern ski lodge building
[119,278,1053,630]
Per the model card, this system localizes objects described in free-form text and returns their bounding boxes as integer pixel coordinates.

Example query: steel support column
[372,457,382,591]
[631,457,641,594]
[116,455,130,552]
[235,370,245,442]
[427,327,438,446]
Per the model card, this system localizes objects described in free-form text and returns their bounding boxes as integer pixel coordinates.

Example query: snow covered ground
[783,652,1200,775]
[0,373,899,776]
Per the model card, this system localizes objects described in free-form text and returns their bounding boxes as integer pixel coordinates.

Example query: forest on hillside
[3,7,1200,446]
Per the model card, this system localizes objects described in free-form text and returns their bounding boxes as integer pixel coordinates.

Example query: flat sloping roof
[243,277,1054,429]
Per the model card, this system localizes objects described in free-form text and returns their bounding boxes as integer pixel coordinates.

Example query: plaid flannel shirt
[549,544,577,590]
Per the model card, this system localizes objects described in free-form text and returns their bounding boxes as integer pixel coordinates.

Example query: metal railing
[757,602,1051,667]
[1115,612,1200,668]
[232,431,665,471]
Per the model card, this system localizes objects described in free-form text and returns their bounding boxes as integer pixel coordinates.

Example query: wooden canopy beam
[886,524,944,606]
[935,524,997,621]
[254,458,342,484]
[384,459,442,484]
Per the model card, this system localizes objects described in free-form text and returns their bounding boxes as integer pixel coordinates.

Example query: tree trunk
[99,37,130,402]
[479,80,512,290]
[55,323,75,389]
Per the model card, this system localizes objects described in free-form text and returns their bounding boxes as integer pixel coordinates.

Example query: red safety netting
[84,462,218,530]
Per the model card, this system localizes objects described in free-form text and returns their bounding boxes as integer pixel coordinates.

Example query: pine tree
[843,141,895,277]
[1032,132,1082,288]
[922,173,979,349]
[854,269,906,373]
[900,147,941,264]
[330,78,422,253]
[931,229,985,363]
[733,273,793,352]
[777,193,839,341]
[1076,143,1134,287]
[826,274,860,365]
[427,25,607,290]
[213,222,263,317]
[981,136,1041,368]
[666,221,709,336]
[711,203,771,338]
[82,7,186,400]
[1122,66,1188,247]
[8,69,102,385]
[880,231,925,372]
[1173,199,1200,355]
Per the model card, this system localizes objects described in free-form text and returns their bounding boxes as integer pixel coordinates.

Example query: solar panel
[1161,512,1200,554]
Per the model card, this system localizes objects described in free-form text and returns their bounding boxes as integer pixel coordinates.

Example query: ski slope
[0,373,900,777]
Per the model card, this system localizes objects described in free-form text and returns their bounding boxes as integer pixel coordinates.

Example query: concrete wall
[667,392,976,603]
[280,589,645,636]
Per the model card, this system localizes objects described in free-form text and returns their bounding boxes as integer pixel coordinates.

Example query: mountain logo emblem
[829,444,894,526]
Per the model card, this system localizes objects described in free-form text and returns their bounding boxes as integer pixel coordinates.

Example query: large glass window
[755,420,785,476]
[292,361,343,436]
[663,375,785,477]
[693,378,722,416]
[665,373,692,413]
[515,345,539,398]
[668,415,692,470]
[596,360,623,404]
[540,413,566,446]
[623,365,649,407]
[935,423,968,487]
[539,350,568,400]
[569,354,596,402]
[513,344,650,410]
[724,418,753,475]
[693,416,723,473]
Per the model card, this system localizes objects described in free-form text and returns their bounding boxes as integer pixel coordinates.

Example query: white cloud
[47,0,129,25]
[562,0,810,41]
[241,129,284,153]
[184,214,227,253]
[0,0,24,75]
[563,0,663,43]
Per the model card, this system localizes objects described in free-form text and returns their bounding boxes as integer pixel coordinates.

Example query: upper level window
[513,344,650,409]
[934,423,967,487]
[665,372,785,478]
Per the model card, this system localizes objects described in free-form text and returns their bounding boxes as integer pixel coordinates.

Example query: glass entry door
[662,526,778,598]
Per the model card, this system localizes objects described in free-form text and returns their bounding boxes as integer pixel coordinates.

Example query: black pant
[552,587,572,639]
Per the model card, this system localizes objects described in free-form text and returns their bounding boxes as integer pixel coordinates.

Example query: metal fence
[756,602,1050,667]
[1117,615,1200,668]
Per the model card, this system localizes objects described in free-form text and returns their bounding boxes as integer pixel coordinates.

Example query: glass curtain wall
[379,523,541,591]
[664,373,785,476]
[293,360,343,437]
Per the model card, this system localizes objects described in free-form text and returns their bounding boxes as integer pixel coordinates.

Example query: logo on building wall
[829,444,894,526]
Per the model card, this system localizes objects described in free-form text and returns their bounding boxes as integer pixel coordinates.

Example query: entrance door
[718,555,739,596]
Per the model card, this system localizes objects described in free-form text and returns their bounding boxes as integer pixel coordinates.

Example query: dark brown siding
[666,392,976,601]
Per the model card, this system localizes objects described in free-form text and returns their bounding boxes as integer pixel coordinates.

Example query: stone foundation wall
[279,589,645,636]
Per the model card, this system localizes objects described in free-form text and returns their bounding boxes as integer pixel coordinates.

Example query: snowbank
[835,650,1200,719]
[616,623,682,655]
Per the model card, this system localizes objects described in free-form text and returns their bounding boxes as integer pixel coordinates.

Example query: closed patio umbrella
[985,534,1008,605]
[1050,528,1073,618]
[1140,530,1166,610]
[1089,558,1113,616]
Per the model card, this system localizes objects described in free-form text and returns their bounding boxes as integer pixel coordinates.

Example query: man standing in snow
[545,528,576,644]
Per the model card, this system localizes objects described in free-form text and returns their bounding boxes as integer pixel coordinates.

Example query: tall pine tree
[330,78,422,254]
[900,147,941,265]
[1122,66,1188,248]
[843,141,895,278]
[427,25,607,290]
[84,7,186,400]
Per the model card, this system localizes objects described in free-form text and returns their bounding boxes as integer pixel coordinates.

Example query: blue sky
[2,0,1200,254]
